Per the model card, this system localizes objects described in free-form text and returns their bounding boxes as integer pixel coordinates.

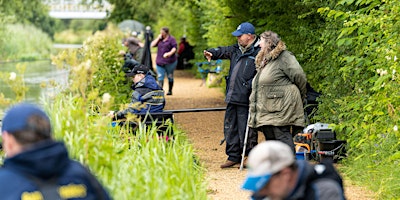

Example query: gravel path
[163,70,374,200]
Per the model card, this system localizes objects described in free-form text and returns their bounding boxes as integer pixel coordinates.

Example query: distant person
[141,26,155,71]
[177,37,195,70]
[203,22,260,168]
[109,64,165,119]
[120,36,144,62]
[0,103,111,200]
[242,140,345,200]
[247,30,307,153]
[151,27,178,95]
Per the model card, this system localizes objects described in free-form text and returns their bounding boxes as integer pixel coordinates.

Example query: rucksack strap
[23,174,61,200]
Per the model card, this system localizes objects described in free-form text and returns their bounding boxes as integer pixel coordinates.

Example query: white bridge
[43,0,112,19]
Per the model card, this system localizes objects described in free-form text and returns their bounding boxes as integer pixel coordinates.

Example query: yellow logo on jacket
[21,184,87,200]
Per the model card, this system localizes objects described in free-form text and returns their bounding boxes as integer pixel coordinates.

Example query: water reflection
[0,60,69,108]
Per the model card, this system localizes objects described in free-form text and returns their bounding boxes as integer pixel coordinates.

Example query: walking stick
[239,115,251,171]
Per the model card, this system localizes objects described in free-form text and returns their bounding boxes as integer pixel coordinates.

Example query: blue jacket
[207,38,260,105]
[0,141,111,200]
[117,74,165,118]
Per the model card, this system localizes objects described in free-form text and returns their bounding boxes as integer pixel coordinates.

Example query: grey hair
[260,31,281,52]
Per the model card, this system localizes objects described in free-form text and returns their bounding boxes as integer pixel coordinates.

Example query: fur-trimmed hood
[255,40,286,71]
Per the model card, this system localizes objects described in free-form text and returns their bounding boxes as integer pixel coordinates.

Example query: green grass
[48,96,209,199]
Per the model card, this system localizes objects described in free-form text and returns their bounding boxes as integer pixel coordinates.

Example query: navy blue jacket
[207,38,260,105]
[0,141,111,200]
[116,74,165,118]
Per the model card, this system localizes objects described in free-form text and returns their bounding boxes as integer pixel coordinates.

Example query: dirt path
[164,70,374,200]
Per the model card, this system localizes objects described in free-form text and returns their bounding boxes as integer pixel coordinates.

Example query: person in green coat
[248,31,307,153]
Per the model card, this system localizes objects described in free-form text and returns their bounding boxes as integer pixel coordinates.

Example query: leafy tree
[0,0,56,38]
[106,0,166,26]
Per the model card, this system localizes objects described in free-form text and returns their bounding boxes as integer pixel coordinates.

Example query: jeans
[156,60,177,82]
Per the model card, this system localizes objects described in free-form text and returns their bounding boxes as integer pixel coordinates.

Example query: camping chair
[196,59,222,86]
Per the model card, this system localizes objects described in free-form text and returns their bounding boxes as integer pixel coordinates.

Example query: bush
[0,24,52,61]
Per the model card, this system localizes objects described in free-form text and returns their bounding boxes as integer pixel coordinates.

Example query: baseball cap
[126,64,149,77]
[232,22,255,37]
[1,103,50,134]
[241,141,295,192]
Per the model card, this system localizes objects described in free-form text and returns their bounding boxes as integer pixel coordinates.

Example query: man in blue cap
[242,141,345,200]
[0,103,111,199]
[203,22,260,168]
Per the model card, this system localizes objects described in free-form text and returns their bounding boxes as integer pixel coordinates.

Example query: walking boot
[220,160,240,168]
[167,81,173,95]
[158,80,164,89]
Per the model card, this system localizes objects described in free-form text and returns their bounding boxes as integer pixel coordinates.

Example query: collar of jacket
[256,40,286,71]
[239,36,260,53]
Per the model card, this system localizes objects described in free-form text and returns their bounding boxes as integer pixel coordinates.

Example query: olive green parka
[248,41,307,128]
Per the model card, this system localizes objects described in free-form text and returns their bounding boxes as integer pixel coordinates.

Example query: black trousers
[224,103,258,163]
[257,125,299,154]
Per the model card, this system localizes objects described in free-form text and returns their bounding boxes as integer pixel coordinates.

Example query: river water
[0,60,69,110]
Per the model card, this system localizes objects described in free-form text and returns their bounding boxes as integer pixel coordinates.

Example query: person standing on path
[203,22,260,168]
[248,30,307,153]
[151,27,178,96]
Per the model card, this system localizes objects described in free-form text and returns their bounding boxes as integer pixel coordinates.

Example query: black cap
[126,64,149,77]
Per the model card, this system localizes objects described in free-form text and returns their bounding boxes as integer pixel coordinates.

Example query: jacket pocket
[265,92,284,112]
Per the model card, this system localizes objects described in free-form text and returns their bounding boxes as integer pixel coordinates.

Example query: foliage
[54,29,95,44]
[0,0,56,38]
[53,19,108,44]
[47,94,208,199]
[1,24,209,199]
[0,24,53,61]
[52,24,131,110]
[0,64,29,107]
[48,24,209,199]
[306,0,400,198]
[106,0,165,26]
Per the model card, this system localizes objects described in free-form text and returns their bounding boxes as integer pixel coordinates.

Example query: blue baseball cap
[241,141,294,192]
[232,22,255,37]
[1,103,50,134]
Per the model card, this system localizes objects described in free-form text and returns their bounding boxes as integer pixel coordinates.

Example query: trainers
[220,160,240,168]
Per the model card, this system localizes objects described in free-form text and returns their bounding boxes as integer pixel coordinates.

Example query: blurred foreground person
[0,103,111,200]
[242,141,345,200]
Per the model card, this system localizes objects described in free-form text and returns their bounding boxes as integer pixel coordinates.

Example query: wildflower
[9,72,16,81]
[85,60,92,70]
[102,93,111,104]
[394,56,397,61]
[394,125,398,132]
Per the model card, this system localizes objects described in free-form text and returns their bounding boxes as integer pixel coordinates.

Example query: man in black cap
[0,103,111,199]
[109,64,165,119]
[203,22,260,168]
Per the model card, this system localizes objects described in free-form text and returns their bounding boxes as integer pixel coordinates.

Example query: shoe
[220,160,240,168]
[167,91,172,95]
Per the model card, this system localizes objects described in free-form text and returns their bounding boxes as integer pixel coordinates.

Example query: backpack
[305,159,346,200]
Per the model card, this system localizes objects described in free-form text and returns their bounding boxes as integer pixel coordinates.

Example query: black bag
[305,159,346,200]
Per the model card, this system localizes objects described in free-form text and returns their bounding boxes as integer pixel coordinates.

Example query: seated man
[110,64,165,119]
